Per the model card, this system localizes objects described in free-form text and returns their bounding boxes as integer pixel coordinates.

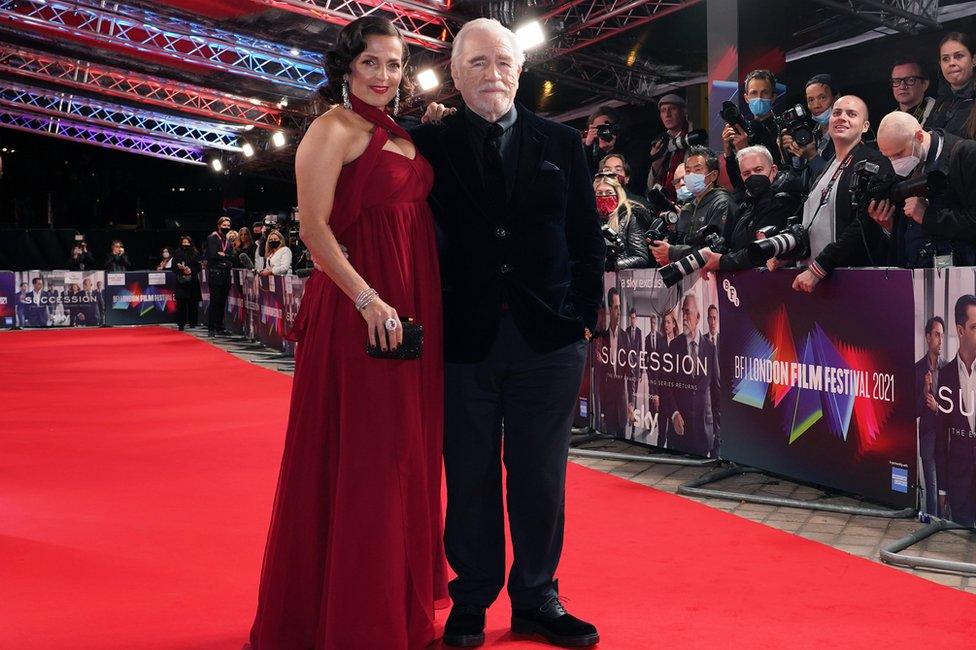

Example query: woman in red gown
[248,17,447,649]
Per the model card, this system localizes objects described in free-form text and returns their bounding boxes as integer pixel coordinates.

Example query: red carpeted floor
[2,326,976,649]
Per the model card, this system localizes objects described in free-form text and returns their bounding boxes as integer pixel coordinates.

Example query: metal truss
[0,0,324,89]
[0,105,205,164]
[0,78,244,151]
[535,49,692,104]
[0,44,283,129]
[247,0,459,51]
[809,0,940,34]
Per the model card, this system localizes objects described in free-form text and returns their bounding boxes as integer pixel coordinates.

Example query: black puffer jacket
[668,187,737,261]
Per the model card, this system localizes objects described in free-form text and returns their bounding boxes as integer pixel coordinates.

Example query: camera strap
[806,150,855,229]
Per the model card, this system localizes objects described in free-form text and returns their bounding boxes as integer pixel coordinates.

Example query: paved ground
[184,325,976,596]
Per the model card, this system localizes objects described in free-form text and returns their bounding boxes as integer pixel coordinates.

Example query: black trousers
[444,313,586,610]
[175,295,198,328]
[208,271,230,331]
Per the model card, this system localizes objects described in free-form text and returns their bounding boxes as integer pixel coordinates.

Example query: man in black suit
[935,295,976,527]
[644,313,669,447]
[662,292,720,457]
[412,18,604,648]
[916,316,945,516]
[25,277,49,327]
[621,306,643,437]
[595,287,628,437]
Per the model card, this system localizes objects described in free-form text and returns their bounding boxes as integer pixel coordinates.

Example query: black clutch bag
[366,317,424,360]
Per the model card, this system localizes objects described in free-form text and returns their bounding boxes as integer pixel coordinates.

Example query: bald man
[872,111,974,267]
[872,110,976,262]
[791,95,895,293]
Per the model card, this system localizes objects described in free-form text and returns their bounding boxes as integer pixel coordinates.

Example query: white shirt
[265,245,292,275]
[801,157,842,265]
[957,354,976,433]
[608,326,619,375]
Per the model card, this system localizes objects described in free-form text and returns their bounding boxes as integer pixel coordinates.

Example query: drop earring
[392,88,400,116]
[342,77,351,110]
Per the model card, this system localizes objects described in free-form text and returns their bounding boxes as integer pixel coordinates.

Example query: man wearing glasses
[891,57,936,126]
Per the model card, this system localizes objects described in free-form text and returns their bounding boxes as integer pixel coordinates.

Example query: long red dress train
[249,105,448,649]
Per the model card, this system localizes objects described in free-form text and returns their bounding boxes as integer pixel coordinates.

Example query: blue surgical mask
[748,97,773,117]
[684,172,709,195]
[812,109,831,125]
[676,185,694,202]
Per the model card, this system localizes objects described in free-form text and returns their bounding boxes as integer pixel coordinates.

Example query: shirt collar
[957,354,976,377]
[465,104,518,136]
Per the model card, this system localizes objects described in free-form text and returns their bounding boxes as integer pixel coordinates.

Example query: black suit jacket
[644,329,668,398]
[663,332,720,457]
[920,139,976,244]
[813,142,894,273]
[412,105,606,363]
[935,356,976,525]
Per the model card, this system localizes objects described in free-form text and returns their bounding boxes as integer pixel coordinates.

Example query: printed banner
[103,271,177,326]
[14,270,105,327]
[224,269,247,336]
[257,273,285,351]
[281,273,305,356]
[0,271,15,328]
[591,270,722,458]
[914,268,976,527]
[719,269,916,508]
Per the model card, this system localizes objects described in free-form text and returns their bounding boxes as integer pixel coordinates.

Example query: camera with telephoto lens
[644,217,668,245]
[850,161,948,208]
[646,184,683,225]
[720,100,753,138]
[596,122,619,143]
[672,129,708,150]
[601,223,625,261]
[774,104,816,148]
[747,217,811,266]
[659,225,726,288]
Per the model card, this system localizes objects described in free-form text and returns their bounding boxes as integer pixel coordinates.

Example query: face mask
[744,174,772,197]
[891,140,922,178]
[812,109,831,125]
[162,251,170,259]
[676,185,694,202]
[181,243,190,248]
[219,226,230,234]
[595,196,619,216]
[748,97,773,117]
[684,172,710,195]
[268,240,280,249]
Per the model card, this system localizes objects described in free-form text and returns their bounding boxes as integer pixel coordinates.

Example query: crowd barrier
[586,267,976,534]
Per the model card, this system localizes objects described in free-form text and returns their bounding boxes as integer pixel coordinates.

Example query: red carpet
[2,326,976,649]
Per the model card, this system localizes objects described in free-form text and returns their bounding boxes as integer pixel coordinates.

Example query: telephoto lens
[673,129,708,150]
[660,249,709,288]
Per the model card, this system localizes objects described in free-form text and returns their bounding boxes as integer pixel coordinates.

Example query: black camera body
[774,104,815,148]
[601,223,625,261]
[672,128,708,151]
[659,224,726,288]
[644,217,668,244]
[851,161,948,207]
[596,122,619,143]
[747,217,811,266]
[720,100,753,138]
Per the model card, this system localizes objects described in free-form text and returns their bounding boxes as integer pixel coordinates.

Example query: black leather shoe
[443,604,486,647]
[511,597,599,647]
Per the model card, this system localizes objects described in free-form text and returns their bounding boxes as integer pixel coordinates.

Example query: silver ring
[385,318,399,331]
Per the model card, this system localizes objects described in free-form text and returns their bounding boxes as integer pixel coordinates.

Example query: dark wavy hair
[318,16,413,109]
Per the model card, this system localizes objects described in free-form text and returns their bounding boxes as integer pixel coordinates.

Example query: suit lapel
[438,115,490,219]
[509,107,547,216]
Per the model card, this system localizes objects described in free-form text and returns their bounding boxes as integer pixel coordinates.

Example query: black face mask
[268,241,280,249]
[219,226,230,234]
[744,174,772,198]
[181,243,191,249]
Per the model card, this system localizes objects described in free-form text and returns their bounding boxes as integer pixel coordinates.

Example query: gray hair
[451,18,526,69]
[736,145,774,167]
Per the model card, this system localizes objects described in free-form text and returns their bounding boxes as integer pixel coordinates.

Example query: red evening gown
[249,106,448,649]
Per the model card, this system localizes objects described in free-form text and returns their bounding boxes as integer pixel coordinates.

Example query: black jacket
[918,137,976,244]
[172,248,202,301]
[412,104,606,363]
[615,201,654,270]
[66,251,95,270]
[813,143,894,273]
[206,232,233,272]
[720,179,801,271]
[926,78,974,138]
[104,253,131,272]
[668,187,737,261]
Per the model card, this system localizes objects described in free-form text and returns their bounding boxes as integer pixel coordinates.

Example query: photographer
[259,229,293,276]
[649,146,736,266]
[877,116,976,249]
[700,145,801,272]
[780,74,838,184]
[103,240,131,272]
[66,235,94,270]
[872,111,974,267]
[583,106,623,176]
[599,153,646,207]
[595,173,652,270]
[722,69,785,174]
[790,96,894,292]
[892,57,935,126]
[647,94,703,200]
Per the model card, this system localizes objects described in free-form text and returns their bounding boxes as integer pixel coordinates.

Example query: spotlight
[515,20,545,51]
[416,68,440,92]
[244,124,255,131]
[211,158,223,172]
[289,47,300,56]
[272,131,286,148]
[277,97,289,108]
[242,142,255,158]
